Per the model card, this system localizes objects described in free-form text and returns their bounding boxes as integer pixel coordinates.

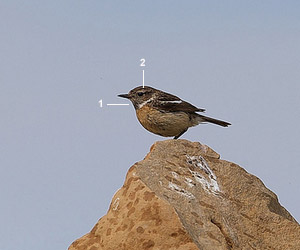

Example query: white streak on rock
[186,155,220,194]
[168,182,195,199]
[171,171,179,179]
[184,177,195,188]
[112,197,120,211]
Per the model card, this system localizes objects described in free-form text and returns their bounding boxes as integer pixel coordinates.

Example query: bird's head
[118,86,157,109]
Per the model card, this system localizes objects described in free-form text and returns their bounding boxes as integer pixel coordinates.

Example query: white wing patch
[161,100,182,104]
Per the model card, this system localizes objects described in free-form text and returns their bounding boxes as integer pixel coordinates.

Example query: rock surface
[69,140,300,250]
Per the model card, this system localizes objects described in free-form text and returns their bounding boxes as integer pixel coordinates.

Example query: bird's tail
[195,114,231,127]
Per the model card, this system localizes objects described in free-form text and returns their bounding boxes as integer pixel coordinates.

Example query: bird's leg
[173,129,188,139]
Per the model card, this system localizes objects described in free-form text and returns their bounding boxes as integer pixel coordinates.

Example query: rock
[68,139,300,250]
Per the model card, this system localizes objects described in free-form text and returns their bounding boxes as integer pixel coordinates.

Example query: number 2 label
[140,58,145,67]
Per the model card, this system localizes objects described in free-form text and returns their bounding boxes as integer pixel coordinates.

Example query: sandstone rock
[69,140,300,250]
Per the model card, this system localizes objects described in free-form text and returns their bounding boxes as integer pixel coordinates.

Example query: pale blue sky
[1,1,300,249]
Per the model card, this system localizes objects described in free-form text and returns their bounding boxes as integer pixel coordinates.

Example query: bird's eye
[137,92,144,96]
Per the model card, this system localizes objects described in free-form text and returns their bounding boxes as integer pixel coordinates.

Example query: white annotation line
[106,103,129,106]
[142,69,145,88]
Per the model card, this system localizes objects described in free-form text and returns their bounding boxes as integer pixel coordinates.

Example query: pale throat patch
[138,97,155,109]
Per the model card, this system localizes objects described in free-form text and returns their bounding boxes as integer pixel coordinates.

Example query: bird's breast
[136,106,192,137]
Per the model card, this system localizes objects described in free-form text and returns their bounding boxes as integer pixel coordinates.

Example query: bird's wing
[153,92,205,113]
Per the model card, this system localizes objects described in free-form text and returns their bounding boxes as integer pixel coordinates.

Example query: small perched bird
[118,86,231,139]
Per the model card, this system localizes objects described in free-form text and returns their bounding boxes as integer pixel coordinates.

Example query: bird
[118,86,231,139]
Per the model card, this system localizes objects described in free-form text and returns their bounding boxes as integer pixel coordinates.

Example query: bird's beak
[118,94,130,99]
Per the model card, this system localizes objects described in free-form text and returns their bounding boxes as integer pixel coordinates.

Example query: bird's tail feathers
[196,114,231,127]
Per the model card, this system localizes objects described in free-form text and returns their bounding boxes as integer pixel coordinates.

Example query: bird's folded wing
[154,93,205,113]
